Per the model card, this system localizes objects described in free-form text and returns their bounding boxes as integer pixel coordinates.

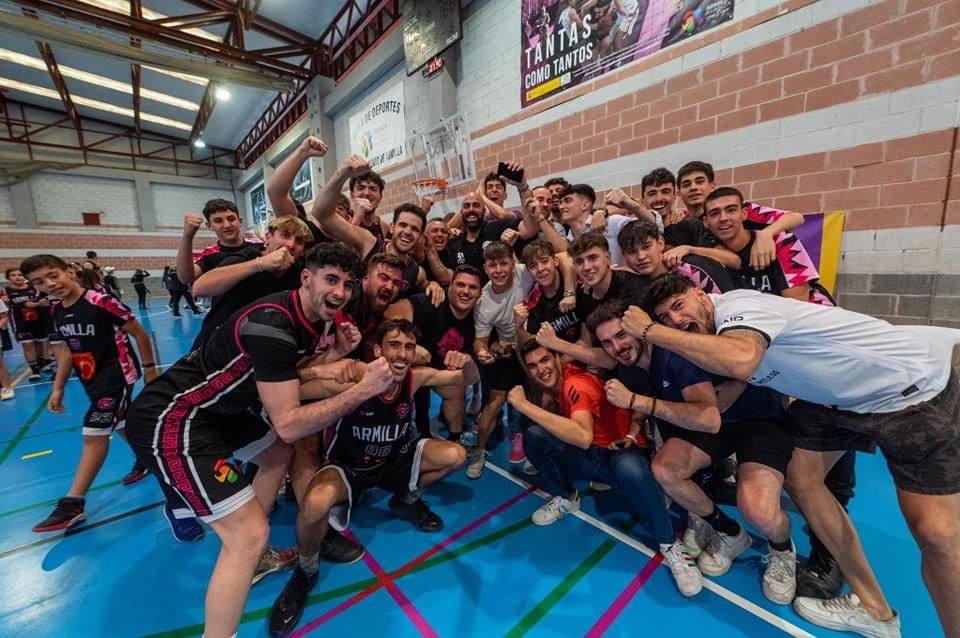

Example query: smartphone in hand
[497,162,525,185]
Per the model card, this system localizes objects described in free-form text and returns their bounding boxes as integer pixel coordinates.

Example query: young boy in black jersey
[270,319,477,636]
[21,254,159,532]
[4,267,53,380]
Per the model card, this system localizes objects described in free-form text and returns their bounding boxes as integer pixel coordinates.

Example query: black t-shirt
[153,290,334,418]
[335,288,382,362]
[576,270,650,325]
[53,289,140,397]
[192,255,304,350]
[446,218,521,282]
[674,254,739,294]
[194,240,264,274]
[524,286,582,343]
[4,285,45,328]
[410,294,475,367]
[729,231,793,296]
[328,370,414,471]
[663,216,718,249]
[304,219,337,249]
[130,271,149,285]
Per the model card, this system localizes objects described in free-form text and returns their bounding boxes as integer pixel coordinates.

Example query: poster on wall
[292,160,313,204]
[521,0,736,107]
[250,183,267,229]
[349,82,407,171]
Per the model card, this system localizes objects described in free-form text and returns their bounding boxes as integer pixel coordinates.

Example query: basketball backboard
[408,111,476,191]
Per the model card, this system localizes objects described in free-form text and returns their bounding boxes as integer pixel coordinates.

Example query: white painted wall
[31,172,139,226]
[0,186,13,223]
[151,183,237,227]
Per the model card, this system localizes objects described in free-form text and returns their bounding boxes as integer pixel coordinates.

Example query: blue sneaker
[163,504,204,542]
[458,431,478,447]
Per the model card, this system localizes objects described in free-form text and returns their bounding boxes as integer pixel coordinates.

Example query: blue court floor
[0,305,941,637]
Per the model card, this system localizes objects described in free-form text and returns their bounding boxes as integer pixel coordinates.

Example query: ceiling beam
[180,0,313,47]
[34,42,83,146]
[0,3,304,91]
[130,0,142,136]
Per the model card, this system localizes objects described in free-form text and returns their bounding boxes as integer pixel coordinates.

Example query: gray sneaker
[761,542,797,604]
[794,593,901,637]
[697,526,751,576]
[465,449,487,479]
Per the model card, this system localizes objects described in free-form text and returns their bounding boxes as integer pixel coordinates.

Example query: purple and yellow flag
[793,211,845,294]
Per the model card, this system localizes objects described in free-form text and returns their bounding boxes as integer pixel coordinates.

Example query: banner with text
[521,0,736,107]
[349,82,407,171]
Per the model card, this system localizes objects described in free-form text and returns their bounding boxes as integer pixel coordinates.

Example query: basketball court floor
[0,306,940,636]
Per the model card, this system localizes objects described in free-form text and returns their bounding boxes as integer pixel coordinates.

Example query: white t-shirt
[0,299,7,314]
[475,264,535,345]
[710,290,956,413]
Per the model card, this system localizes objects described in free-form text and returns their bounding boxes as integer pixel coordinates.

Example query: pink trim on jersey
[86,289,139,385]
[745,202,788,225]
[291,290,318,336]
[192,238,264,263]
[773,232,819,288]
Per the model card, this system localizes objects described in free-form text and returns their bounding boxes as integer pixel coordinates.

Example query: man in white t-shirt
[631,274,960,638]
[469,241,576,479]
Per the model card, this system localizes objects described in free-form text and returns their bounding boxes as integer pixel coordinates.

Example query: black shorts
[83,385,134,437]
[13,321,48,343]
[125,385,276,522]
[322,437,428,530]
[788,369,960,495]
[482,354,526,396]
[658,416,795,475]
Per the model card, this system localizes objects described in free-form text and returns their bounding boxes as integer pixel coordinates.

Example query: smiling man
[177,198,261,285]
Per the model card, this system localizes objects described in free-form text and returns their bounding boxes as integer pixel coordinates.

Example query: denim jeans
[523,424,675,545]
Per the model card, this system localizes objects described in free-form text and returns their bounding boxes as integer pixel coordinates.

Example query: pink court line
[345,529,439,638]
[291,484,536,637]
[585,552,665,638]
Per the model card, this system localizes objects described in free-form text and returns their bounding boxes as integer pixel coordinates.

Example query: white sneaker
[697,526,751,576]
[522,459,538,475]
[532,493,580,526]
[0,387,13,401]
[761,542,797,604]
[794,593,901,638]
[660,540,703,597]
[588,481,612,492]
[465,449,487,479]
[682,513,715,558]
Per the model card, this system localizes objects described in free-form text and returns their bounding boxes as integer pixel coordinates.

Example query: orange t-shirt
[558,364,639,448]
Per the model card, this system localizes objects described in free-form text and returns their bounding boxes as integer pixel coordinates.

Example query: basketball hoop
[411,177,448,201]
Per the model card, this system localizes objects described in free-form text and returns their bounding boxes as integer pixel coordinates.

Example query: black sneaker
[797,546,844,599]
[320,527,365,564]
[269,565,319,637]
[122,461,149,485]
[33,497,85,532]
[389,495,443,532]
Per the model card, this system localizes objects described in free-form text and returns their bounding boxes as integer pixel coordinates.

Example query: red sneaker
[509,433,526,465]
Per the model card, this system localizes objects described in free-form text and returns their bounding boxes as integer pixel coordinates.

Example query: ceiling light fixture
[214,86,231,101]
[193,138,206,148]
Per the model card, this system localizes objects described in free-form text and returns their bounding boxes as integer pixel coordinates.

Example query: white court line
[15,364,172,389]
[483,461,815,638]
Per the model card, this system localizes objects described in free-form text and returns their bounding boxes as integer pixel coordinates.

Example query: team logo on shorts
[213,459,239,483]
[396,402,410,420]
[96,396,117,410]
[71,351,97,381]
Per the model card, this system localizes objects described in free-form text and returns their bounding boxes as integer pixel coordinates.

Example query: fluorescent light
[0,76,193,131]
[0,48,199,111]
[77,0,222,42]
[193,138,206,148]
[142,65,208,87]
[214,86,231,101]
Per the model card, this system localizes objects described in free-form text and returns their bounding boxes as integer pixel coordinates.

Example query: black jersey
[524,286,582,343]
[446,217,521,283]
[326,370,414,471]
[192,253,304,350]
[144,290,335,419]
[359,217,387,245]
[673,254,739,294]
[576,270,650,325]
[3,284,45,329]
[410,294,475,367]
[194,239,264,274]
[334,289,383,363]
[364,240,421,299]
[53,289,140,397]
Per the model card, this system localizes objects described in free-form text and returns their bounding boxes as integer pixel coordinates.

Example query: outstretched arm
[269,136,327,217]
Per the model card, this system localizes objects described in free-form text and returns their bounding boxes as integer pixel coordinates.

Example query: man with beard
[124,243,373,638]
[444,193,538,282]
[387,265,483,442]
[312,156,441,302]
[544,177,570,223]
[270,319,477,636]
[177,198,261,285]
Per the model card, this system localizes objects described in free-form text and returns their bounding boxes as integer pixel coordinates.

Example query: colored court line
[0,500,164,560]
[585,553,665,637]
[291,485,537,637]
[20,449,52,460]
[486,462,816,638]
[146,508,537,637]
[0,424,80,446]
[0,478,122,519]
[10,366,31,388]
[0,391,51,467]
[345,529,439,638]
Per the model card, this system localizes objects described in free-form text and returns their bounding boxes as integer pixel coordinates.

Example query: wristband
[562,290,575,298]
[650,396,657,419]
[143,363,156,368]
[255,256,263,273]
[625,433,638,444]
[637,322,653,343]
[628,393,636,411]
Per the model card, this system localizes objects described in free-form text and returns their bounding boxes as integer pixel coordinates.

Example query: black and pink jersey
[326,370,414,471]
[731,229,835,307]
[53,289,140,397]
[193,238,264,274]
[144,290,335,419]
[3,284,46,329]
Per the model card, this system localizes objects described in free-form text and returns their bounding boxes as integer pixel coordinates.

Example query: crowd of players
[3,133,959,638]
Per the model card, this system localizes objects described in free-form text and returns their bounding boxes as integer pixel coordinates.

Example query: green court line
[0,391,51,467]
[0,424,81,446]
[146,518,537,638]
[503,516,638,638]
[0,479,122,519]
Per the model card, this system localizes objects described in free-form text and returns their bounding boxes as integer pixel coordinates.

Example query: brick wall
[31,173,140,227]
[151,183,237,229]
